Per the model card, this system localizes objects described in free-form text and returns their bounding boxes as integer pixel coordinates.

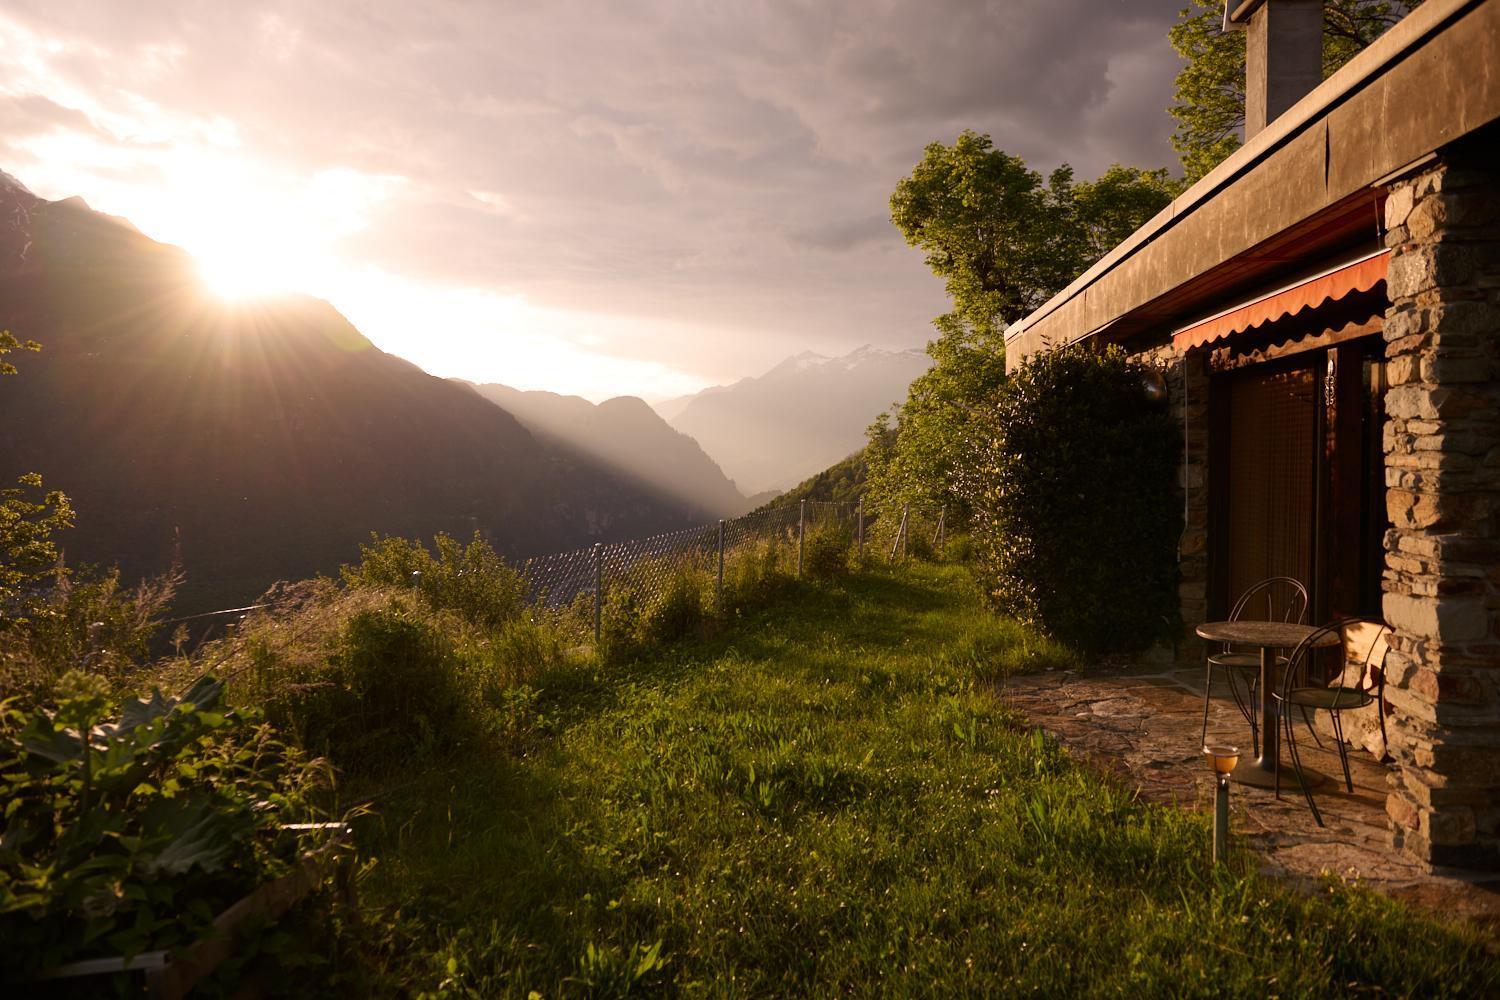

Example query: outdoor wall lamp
[1140,368,1169,404]
[1204,744,1240,865]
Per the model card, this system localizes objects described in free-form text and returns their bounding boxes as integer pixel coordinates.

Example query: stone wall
[1130,341,1211,665]
[1380,139,1500,871]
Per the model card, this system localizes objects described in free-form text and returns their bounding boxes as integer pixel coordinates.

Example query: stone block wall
[1380,143,1500,871]
[1131,341,1211,664]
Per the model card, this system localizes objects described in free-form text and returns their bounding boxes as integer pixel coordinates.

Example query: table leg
[1231,644,1325,789]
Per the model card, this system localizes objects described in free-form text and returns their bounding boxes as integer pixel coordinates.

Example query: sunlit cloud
[325,267,715,401]
[0,1,1185,401]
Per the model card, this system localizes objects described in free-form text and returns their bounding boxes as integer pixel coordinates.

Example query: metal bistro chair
[1200,576,1309,758]
[1274,617,1391,827]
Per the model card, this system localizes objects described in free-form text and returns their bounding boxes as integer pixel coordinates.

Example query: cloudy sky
[0,0,1186,401]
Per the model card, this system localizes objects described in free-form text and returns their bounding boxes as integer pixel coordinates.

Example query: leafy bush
[598,562,709,663]
[941,531,975,563]
[598,587,645,665]
[0,671,329,982]
[343,532,524,631]
[963,343,1180,655]
[639,564,706,645]
[0,472,74,625]
[803,521,852,580]
[248,598,466,770]
[721,539,795,614]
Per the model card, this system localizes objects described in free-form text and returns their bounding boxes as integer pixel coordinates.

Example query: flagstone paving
[998,661,1500,940]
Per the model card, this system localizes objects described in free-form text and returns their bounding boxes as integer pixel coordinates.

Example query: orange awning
[1172,251,1388,351]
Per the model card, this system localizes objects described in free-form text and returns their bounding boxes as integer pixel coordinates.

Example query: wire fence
[103,499,950,654]
[520,499,948,644]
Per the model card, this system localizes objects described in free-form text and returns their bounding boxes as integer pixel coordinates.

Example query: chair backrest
[1282,617,1392,709]
[1229,576,1309,625]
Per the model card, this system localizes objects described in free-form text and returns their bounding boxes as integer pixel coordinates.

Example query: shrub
[230,587,471,770]
[802,521,852,580]
[0,671,330,982]
[963,343,1180,655]
[598,587,645,665]
[0,472,74,625]
[639,563,707,644]
[480,616,567,691]
[942,531,975,563]
[343,532,524,631]
[721,539,795,613]
[596,561,709,663]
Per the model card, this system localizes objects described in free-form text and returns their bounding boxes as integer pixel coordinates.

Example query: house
[1005,0,1500,871]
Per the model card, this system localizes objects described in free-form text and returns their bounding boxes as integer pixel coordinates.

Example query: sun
[196,243,298,300]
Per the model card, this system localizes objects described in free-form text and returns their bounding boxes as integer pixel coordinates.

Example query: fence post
[934,506,946,554]
[888,506,907,562]
[797,500,805,578]
[592,542,603,646]
[716,519,726,612]
[900,504,909,561]
[857,498,865,561]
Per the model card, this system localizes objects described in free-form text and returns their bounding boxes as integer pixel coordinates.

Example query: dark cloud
[0,0,1186,386]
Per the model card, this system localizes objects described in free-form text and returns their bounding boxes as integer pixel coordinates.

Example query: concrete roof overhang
[1004,0,1500,371]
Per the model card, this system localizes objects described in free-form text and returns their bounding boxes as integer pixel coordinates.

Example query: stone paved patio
[997,661,1500,940]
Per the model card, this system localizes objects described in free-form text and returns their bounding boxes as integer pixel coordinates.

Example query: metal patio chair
[1274,617,1391,827]
[1200,576,1308,758]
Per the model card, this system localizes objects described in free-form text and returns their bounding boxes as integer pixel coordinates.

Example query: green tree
[873,137,1178,516]
[889,131,1077,341]
[1169,1,1425,182]
[0,473,74,623]
[1,333,75,625]
[1064,164,1183,261]
[0,328,40,377]
[862,315,1008,518]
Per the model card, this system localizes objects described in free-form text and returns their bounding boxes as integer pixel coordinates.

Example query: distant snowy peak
[762,344,924,380]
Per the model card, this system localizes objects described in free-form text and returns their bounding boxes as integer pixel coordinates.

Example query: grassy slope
[357,563,1497,996]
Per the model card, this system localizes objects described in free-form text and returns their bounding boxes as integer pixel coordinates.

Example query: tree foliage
[962,345,1181,654]
[871,135,1178,516]
[1169,1,1425,182]
[1,328,40,377]
[1,333,76,628]
[890,132,1078,340]
[863,316,1008,518]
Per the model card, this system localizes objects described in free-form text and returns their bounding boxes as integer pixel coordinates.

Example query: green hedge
[964,344,1180,655]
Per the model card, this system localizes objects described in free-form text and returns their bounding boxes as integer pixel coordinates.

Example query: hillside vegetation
[753,448,868,512]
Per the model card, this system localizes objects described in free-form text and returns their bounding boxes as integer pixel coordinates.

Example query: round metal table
[1195,620,1341,789]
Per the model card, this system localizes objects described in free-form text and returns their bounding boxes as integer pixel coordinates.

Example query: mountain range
[457,382,748,518]
[657,346,931,494]
[0,171,702,612]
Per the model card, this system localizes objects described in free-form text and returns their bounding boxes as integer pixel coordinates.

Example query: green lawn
[348,563,1498,996]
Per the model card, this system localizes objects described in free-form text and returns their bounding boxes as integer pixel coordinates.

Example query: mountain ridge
[459,381,748,518]
[659,345,931,494]
[0,172,703,612]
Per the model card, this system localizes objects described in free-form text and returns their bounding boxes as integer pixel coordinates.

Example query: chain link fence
[520,499,947,644]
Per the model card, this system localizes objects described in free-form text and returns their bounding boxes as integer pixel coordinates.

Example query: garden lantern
[1204,745,1239,865]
